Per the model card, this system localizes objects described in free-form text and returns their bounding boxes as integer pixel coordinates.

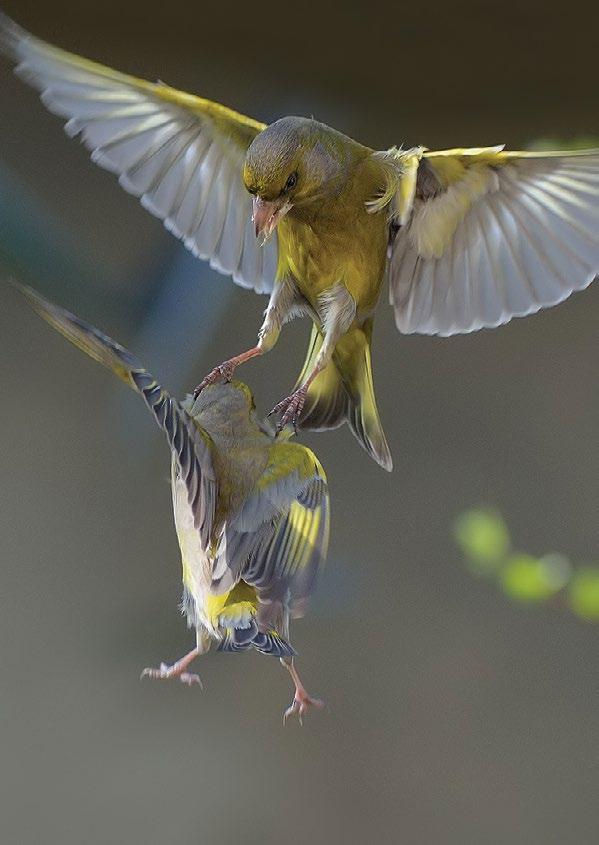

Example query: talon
[193,361,236,398]
[283,700,298,724]
[139,646,201,686]
[269,386,307,432]
[141,663,203,687]
[179,672,203,688]
[283,691,324,724]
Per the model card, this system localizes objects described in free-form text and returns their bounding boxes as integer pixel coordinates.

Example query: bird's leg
[270,283,356,431]
[282,659,324,724]
[194,346,262,396]
[269,363,322,431]
[140,647,202,686]
[193,278,298,397]
[140,629,210,687]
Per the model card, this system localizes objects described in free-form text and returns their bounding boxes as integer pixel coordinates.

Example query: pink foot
[283,688,324,725]
[193,360,236,398]
[141,662,203,687]
[269,385,308,432]
[140,648,202,688]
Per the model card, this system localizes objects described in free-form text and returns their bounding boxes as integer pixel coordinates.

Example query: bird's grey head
[243,116,348,240]
[185,381,256,434]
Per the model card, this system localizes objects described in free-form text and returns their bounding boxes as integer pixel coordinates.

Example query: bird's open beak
[253,197,291,243]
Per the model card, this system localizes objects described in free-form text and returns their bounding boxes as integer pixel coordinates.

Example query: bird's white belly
[171,469,218,636]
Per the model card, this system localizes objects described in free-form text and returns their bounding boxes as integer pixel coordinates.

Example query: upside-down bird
[2,13,599,471]
[15,283,329,722]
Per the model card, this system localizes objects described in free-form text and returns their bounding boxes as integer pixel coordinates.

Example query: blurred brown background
[1,1,598,843]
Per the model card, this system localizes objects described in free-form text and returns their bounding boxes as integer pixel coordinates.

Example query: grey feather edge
[0,11,25,58]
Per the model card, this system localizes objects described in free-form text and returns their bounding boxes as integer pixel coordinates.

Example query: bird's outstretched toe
[193,360,236,398]
[269,386,308,432]
[178,672,203,687]
[283,690,324,725]
[140,661,203,688]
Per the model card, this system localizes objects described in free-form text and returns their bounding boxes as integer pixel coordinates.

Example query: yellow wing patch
[279,497,323,575]
[256,443,320,492]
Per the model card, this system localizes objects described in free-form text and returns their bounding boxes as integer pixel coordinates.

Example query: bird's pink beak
[252,196,291,242]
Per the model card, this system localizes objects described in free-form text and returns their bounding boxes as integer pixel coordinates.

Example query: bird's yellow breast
[277,183,388,314]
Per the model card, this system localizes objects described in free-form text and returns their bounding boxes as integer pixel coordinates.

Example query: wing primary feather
[1,12,275,294]
[484,193,539,316]
[389,149,599,335]
[509,179,595,274]
[500,180,580,303]
[120,124,199,196]
[472,202,506,326]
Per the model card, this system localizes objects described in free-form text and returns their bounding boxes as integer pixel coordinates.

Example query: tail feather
[218,621,296,658]
[297,326,348,432]
[297,320,393,472]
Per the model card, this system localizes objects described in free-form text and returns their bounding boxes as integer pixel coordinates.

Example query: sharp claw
[179,673,203,688]
[140,661,202,687]
[283,701,298,724]
[193,362,235,398]
[269,387,307,431]
[283,693,323,723]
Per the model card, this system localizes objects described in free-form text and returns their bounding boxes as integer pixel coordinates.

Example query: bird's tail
[218,620,296,658]
[297,319,393,471]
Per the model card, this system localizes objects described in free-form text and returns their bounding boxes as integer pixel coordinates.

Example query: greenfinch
[3,14,599,472]
[15,283,330,722]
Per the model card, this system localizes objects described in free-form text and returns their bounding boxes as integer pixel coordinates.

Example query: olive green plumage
[3,12,599,475]
[15,283,330,704]
[244,116,391,467]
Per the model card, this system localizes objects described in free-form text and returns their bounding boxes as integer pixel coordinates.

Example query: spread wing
[0,12,277,294]
[387,146,599,335]
[16,282,217,549]
[211,443,330,623]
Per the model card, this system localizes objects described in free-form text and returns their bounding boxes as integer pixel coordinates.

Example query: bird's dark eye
[285,172,298,192]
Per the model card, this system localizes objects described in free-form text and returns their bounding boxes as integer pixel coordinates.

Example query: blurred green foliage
[454,509,598,622]
[527,136,599,151]
[568,568,599,621]
[454,509,510,575]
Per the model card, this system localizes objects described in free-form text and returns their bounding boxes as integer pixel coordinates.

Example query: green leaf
[500,554,561,603]
[568,567,599,621]
[527,136,599,151]
[454,509,510,574]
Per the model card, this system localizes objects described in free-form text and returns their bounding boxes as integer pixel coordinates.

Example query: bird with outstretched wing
[2,12,598,473]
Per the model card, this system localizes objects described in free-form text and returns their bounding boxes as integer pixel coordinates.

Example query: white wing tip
[0,11,26,59]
